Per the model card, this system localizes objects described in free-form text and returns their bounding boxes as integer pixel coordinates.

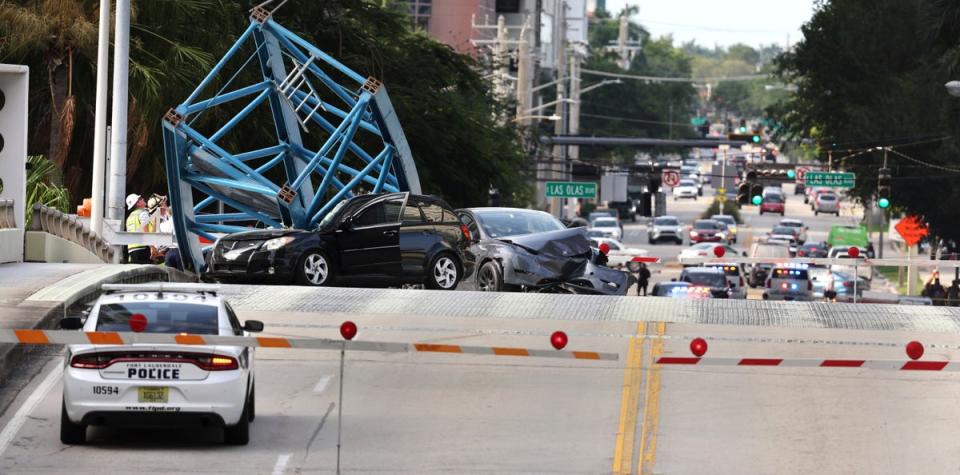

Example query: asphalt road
[0,308,954,474]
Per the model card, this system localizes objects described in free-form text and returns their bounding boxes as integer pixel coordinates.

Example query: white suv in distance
[672,179,699,200]
[649,215,683,244]
[60,283,263,445]
[589,216,622,240]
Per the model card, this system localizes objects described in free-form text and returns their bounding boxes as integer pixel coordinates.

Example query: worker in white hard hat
[125,193,153,264]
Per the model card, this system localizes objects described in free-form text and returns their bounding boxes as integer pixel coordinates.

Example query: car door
[399,199,437,279]
[337,194,403,277]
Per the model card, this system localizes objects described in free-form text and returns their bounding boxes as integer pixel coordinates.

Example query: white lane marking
[313,375,332,394]
[0,364,63,456]
[272,453,293,475]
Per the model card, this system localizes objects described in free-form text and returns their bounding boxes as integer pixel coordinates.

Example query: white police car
[762,264,813,301]
[59,283,263,445]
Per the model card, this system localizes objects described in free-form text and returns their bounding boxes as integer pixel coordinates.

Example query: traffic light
[877,167,892,208]
[751,184,763,205]
[737,182,750,205]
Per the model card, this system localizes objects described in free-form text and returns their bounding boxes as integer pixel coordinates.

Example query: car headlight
[263,236,296,251]
[690,231,699,236]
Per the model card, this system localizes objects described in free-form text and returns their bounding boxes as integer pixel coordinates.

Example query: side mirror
[61,317,84,330]
[243,320,264,333]
[339,218,353,231]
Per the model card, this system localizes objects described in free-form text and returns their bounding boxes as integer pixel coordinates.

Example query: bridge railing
[29,203,115,263]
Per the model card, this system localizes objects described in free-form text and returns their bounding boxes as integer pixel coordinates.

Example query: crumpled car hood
[499,228,592,257]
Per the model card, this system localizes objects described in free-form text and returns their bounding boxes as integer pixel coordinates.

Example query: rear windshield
[694,220,719,229]
[96,302,220,335]
[771,268,809,279]
[772,226,795,235]
[764,195,783,203]
[593,218,618,227]
[681,272,727,287]
[780,221,802,228]
[819,194,837,201]
[754,244,791,258]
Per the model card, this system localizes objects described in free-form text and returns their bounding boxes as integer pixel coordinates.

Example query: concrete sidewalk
[0,263,169,378]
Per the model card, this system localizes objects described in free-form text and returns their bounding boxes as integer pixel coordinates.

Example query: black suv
[206,192,474,289]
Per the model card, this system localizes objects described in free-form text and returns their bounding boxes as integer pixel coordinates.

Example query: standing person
[637,262,651,296]
[947,279,960,307]
[596,242,610,267]
[823,268,837,302]
[931,277,947,306]
[125,193,153,264]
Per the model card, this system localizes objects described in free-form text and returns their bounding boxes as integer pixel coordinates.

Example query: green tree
[773,0,960,239]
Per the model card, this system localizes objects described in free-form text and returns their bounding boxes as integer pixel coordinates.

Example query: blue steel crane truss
[162,8,421,272]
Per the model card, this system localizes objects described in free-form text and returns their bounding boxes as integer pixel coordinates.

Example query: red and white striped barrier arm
[0,329,616,361]
[656,357,953,371]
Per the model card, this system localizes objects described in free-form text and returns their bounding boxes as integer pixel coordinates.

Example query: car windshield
[474,210,564,238]
[682,272,727,288]
[694,220,719,230]
[780,221,802,228]
[754,244,791,258]
[772,226,795,235]
[679,180,695,186]
[593,218,618,227]
[713,216,735,225]
[654,217,678,226]
[96,302,221,335]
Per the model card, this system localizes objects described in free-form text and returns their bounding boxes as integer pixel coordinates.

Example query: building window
[496,0,520,13]
[402,0,432,29]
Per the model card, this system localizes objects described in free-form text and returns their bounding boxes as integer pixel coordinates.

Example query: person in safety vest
[125,193,153,264]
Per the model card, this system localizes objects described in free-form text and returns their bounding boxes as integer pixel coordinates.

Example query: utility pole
[617,14,629,69]
[515,17,532,126]
[567,50,581,219]
[107,0,130,222]
[494,15,509,100]
[550,0,568,217]
[90,0,111,235]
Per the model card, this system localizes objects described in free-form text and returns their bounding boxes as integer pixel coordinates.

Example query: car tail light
[808,280,813,291]
[459,224,471,242]
[195,355,239,371]
[70,353,110,369]
[797,250,805,256]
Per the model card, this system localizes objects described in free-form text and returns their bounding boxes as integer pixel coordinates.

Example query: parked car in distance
[672,179,699,200]
[796,241,829,258]
[814,193,840,216]
[711,215,738,243]
[649,215,683,244]
[759,194,785,215]
[678,243,744,266]
[762,264,813,301]
[703,263,747,299]
[589,216,623,241]
[679,267,731,298]
[457,208,633,295]
[689,219,726,244]
[747,242,791,287]
[589,238,648,267]
[778,219,808,244]
[206,192,472,290]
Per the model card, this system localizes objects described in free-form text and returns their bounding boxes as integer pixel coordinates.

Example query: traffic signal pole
[719,146,726,214]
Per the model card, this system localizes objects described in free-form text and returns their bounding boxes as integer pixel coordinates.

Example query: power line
[579,112,695,127]
[884,147,960,173]
[581,68,768,83]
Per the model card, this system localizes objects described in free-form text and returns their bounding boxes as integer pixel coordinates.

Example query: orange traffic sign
[895,215,928,246]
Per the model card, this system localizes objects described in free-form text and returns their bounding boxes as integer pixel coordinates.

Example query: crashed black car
[455,208,634,295]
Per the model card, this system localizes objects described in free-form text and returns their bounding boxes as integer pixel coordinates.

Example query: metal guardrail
[28,203,115,262]
[0,199,16,229]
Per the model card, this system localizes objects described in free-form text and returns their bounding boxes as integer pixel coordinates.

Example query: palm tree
[0,0,98,170]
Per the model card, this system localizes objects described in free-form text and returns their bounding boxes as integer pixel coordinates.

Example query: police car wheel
[60,401,86,445]
[224,398,250,445]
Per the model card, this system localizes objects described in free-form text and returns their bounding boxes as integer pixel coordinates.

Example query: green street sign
[804,171,855,188]
[545,181,597,198]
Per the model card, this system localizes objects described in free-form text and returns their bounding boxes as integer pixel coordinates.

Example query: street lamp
[513,114,561,122]
[946,80,960,97]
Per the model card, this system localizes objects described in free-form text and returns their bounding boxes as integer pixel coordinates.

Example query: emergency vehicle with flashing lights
[762,264,814,301]
[59,283,263,445]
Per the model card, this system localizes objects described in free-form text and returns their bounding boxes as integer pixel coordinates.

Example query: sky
[602,0,817,49]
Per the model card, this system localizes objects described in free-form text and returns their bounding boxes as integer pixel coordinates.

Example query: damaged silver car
[456,208,635,295]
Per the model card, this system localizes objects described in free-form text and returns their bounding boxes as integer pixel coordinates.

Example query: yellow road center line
[638,322,665,475]
[612,322,646,475]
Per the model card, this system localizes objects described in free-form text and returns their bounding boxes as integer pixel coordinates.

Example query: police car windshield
[96,302,220,335]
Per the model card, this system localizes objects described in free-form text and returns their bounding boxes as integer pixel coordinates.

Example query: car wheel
[648,238,655,245]
[815,211,819,216]
[476,261,505,292]
[676,239,683,245]
[427,253,460,290]
[297,250,334,286]
[60,401,86,445]
[224,397,250,445]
